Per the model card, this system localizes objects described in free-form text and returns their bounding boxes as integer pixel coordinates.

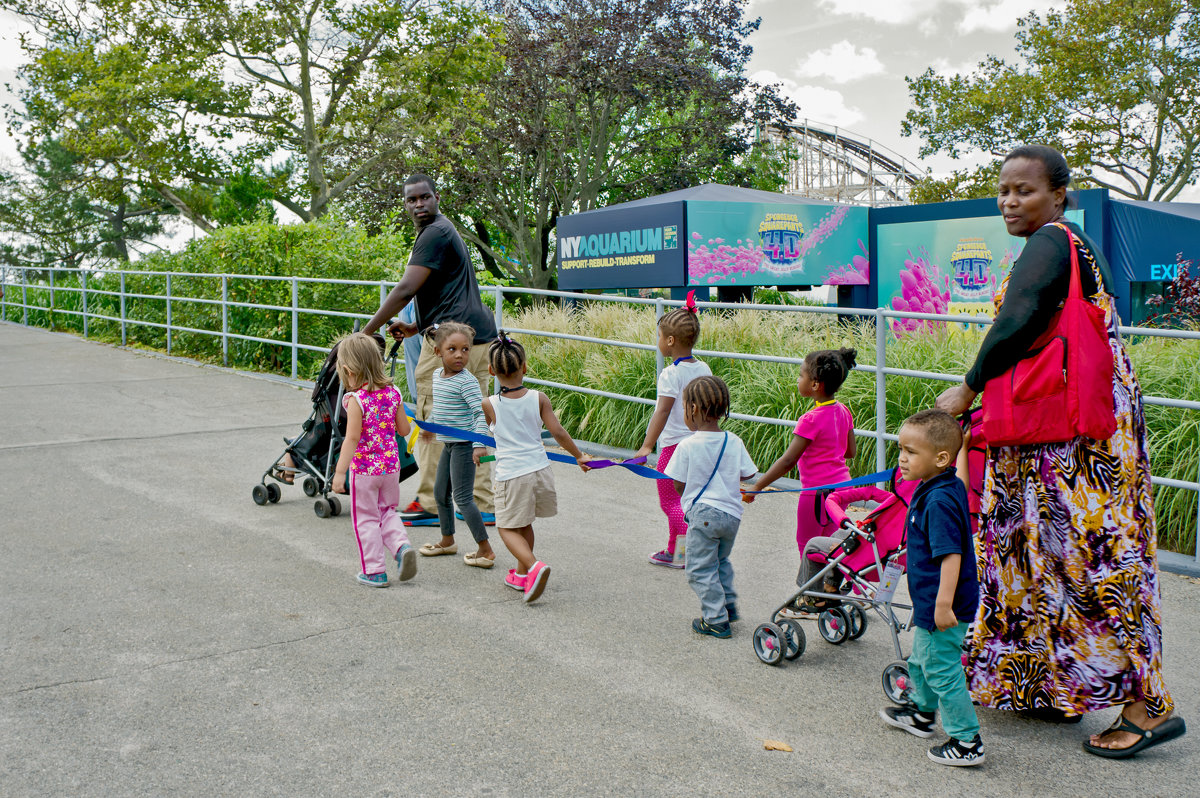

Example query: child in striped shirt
[419,322,495,568]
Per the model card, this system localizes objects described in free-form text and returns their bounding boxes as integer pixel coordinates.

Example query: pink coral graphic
[890,249,949,336]
[687,237,766,284]
[799,206,848,258]
[826,239,870,285]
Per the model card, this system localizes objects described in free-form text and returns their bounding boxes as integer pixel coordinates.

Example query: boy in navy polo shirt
[880,409,984,766]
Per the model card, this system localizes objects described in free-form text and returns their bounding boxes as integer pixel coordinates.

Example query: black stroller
[251,332,415,518]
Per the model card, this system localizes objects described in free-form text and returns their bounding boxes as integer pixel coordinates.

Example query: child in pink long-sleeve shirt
[745,348,858,615]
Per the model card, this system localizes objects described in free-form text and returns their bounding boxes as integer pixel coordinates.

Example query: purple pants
[350,471,410,576]
[656,444,688,554]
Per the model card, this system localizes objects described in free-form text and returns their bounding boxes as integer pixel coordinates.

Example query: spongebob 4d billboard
[685,201,869,287]
[876,211,1084,336]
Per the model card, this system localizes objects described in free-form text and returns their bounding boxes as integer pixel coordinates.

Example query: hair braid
[658,303,701,348]
[488,331,526,377]
[682,375,731,421]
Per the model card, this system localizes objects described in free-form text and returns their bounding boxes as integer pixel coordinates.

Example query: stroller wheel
[846,605,868,640]
[314,498,332,518]
[817,607,851,645]
[302,477,319,497]
[778,619,806,661]
[882,660,911,705]
[266,483,282,503]
[251,484,269,506]
[328,496,342,516]
[752,623,786,666]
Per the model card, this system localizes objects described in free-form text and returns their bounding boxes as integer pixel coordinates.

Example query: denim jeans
[684,504,740,624]
[908,622,980,741]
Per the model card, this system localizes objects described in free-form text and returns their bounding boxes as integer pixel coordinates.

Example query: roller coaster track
[765,121,925,207]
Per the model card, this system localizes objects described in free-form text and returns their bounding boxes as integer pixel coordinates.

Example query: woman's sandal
[463,551,495,569]
[1082,713,1187,759]
[419,542,458,556]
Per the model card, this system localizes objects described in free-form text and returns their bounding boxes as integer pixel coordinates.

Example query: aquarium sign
[686,201,867,287]
[558,226,677,260]
[556,201,686,289]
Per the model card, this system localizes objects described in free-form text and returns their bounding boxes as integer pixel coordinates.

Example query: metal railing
[3,264,1199,565]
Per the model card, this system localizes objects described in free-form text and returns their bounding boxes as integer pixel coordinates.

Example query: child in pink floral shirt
[333,333,416,588]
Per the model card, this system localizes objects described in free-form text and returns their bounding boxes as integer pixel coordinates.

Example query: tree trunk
[471,221,507,282]
[538,210,558,291]
[110,202,130,261]
[157,186,215,233]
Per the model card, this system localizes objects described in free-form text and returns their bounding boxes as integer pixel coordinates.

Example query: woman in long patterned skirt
[936,145,1185,758]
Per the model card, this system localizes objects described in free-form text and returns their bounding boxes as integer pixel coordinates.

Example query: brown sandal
[269,464,294,484]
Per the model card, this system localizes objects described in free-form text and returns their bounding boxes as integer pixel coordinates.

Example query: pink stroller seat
[809,467,920,581]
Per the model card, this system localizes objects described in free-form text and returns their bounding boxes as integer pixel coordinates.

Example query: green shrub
[4,213,419,378]
[2,214,524,380]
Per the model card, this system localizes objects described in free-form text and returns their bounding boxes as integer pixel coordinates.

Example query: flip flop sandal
[463,552,495,569]
[1083,714,1187,759]
[419,542,458,556]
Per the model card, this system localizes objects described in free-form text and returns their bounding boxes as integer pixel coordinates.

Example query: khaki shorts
[493,466,557,528]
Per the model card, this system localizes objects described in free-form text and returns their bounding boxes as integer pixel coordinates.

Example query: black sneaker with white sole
[927,735,985,767]
[880,705,936,738]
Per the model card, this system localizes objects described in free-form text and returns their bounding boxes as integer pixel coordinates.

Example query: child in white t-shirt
[480,333,592,604]
[664,376,758,638]
[631,291,711,568]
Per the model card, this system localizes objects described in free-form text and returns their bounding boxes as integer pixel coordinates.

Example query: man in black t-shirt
[365,174,497,521]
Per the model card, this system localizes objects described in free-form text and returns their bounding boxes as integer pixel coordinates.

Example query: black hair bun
[838,347,858,370]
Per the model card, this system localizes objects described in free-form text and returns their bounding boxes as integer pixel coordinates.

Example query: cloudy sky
[744,0,1064,172]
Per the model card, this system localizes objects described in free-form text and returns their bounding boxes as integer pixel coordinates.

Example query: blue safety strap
[740,469,894,494]
[405,403,892,490]
[410,417,673,479]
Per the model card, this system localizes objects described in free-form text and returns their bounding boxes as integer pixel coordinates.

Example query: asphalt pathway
[1,322,1196,797]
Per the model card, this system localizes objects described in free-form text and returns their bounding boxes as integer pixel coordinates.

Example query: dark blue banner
[1110,200,1200,283]
[557,202,686,289]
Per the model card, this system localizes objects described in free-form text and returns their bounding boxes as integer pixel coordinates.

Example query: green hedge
[3,214,431,379]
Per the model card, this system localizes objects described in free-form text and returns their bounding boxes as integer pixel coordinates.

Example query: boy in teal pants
[881,409,985,766]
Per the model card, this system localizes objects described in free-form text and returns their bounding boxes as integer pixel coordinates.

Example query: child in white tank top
[479,333,592,603]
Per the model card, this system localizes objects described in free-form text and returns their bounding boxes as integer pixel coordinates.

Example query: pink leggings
[350,471,410,576]
[657,444,688,553]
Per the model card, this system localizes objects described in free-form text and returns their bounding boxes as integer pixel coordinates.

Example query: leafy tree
[0,138,169,270]
[909,162,1001,205]
[903,0,1200,201]
[5,0,499,230]
[348,0,795,289]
